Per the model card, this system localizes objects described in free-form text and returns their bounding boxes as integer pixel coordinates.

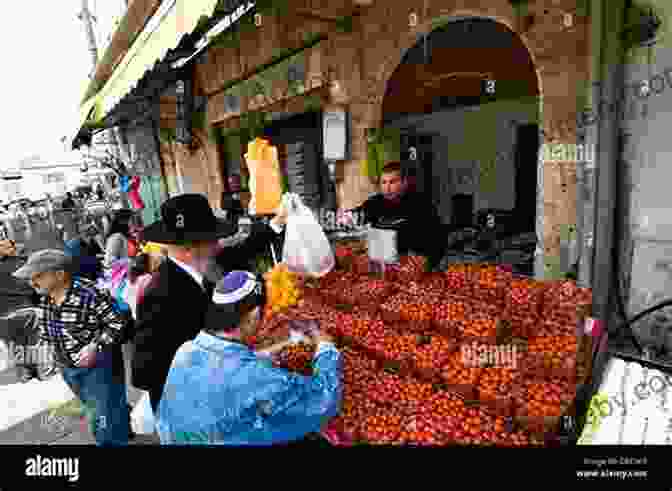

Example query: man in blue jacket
[156,270,342,445]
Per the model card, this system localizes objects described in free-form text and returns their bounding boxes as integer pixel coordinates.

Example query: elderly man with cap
[12,249,130,445]
[156,271,342,445]
[132,194,288,415]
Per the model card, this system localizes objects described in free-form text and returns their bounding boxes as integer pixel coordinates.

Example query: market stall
[250,249,593,446]
[231,135,593,446]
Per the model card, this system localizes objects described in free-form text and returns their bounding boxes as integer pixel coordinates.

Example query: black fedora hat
[141,194,237,244]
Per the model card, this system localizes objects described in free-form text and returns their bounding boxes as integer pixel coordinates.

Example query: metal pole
[79,0,99,79]
[578,0,603,288]
[591,0,627,326]
[78,0,132,210]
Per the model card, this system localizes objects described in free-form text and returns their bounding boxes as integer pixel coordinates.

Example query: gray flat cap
[12,249,73,279]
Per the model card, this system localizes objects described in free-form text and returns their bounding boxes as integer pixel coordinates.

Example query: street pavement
[0,213,158,445]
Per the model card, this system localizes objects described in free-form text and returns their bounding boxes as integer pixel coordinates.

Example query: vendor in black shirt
[345,162,444,268]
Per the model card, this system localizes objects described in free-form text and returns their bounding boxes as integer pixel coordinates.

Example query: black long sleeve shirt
[349,192,444,264]
[214,221,282,272]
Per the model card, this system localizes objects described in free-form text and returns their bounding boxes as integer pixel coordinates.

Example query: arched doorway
[379,17,541,275]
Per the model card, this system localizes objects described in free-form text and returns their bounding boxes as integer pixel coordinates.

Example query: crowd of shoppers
[1,191,346,446]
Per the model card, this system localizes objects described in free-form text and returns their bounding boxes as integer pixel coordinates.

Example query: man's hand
[309,329,334,345]
[272,199,288,226]
[74,343,98,368]
[0,240,16,257]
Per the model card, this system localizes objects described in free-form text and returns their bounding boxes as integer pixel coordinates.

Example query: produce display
[263,263,302,312]
[444,264,473,291]
[471,264,509,308]
[456,311,507,344]
[380,287,438,330]
[527,336,577,367]
[412,335,455,373]
[274,342,314,376]
[541,280,592,335]
[251,246,592,445]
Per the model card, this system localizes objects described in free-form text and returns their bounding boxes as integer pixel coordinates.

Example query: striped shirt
[35,277,125,367]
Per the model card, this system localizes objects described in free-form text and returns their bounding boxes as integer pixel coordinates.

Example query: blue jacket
[156,331,342,445]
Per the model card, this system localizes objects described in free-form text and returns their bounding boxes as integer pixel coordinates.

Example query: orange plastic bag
[244,138,283,215]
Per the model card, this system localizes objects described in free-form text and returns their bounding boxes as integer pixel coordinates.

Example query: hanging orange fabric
[244,138,283,215]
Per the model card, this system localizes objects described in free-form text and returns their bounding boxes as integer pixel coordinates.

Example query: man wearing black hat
[132,194,287,413]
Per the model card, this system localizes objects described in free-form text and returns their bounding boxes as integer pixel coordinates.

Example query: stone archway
[369,16,543,125]
[352,1,585,279]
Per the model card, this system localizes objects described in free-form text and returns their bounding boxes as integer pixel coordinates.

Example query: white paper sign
[579,357,672,444]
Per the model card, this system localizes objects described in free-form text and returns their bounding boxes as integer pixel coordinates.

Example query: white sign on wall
[579,357,672,444]
[323,110,348,161]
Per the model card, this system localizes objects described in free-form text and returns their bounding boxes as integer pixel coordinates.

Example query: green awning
[83,0,221,126]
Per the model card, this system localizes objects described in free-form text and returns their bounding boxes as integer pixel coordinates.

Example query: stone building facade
[79,0,593,279]
[157,0,589,279]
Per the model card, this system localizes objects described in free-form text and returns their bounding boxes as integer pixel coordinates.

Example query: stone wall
[168,0,591,277]
[170,129,225,208]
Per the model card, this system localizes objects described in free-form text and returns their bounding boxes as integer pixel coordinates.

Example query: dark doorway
[400,133,435,200]
[260,111,332,209]
[513,123,539,233]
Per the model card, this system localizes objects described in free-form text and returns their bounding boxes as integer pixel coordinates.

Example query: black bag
[83,286,136,345]
[118,310,136,345]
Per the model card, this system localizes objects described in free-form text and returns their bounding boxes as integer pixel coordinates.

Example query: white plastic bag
[131,391,156,435]
[281,193,335,277]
